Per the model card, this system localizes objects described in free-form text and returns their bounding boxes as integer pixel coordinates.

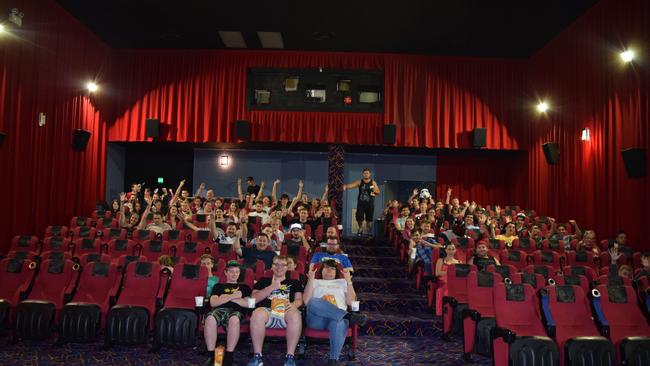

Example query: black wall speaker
[235,120,251,140]
[542,142,559,165]
[472,128,487,148]
[383,124,396,145]
[0,132,5,147]
[145,118,160,139]
[72,129,91,151]
[621,148,646,178]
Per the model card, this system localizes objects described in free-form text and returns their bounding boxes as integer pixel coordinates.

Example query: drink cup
[247,297,256,308]
[195,296,204,307]
[351,301,360,312]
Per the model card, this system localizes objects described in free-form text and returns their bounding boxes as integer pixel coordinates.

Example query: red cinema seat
[524,264,556,282]
[512,237,536,254]
[542,239,566,254]
[59,261,121,343]
[116,254,147,271]
[462,271,502,362]
[138,240,171,262]
[44,225,69,239]
[240,257,266,282]
[13,259,80,341]
[10,236,39,254]
[80,253,112,266]
[487,264,518,281]
[592,285,650,364]
[531,250,563,270]
[491,283,559,365]
[453,237,475,263]
[131,229,156,242]
[541,285,615,365]
[70,216,92,228]
[41,251,72,262]
[442,264,477,338]
[172,241,212,264]
[550,273,590,295]
[563,265,597,282]
[105,261,164,346]
[162,229,184,244]
[281,244,307,265]
[510,272,547,290]
[152,263,208,350]
[499,249,528,270]
[43,237,73,254]
[71,226,96,240]
[214,243,237,262]
[100,228,127,241]
[566,250,600,274]
[106,239,136,258]
[6,251,38,262]
[486,239,505,257]
[0,259,37,326]
[596,274,633,286]
[186,229,213,244]
[96,217,118,230]
[74,238,101,257]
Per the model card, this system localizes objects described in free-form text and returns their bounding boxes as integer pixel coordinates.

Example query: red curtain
[436,154,527,207]
[0,0,111,252]
[527,0,650,249]
[108,50,526,150]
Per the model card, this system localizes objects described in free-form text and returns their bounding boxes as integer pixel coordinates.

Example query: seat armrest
[442,296,458,308]
[461,308,481,322]
[491,326,517,344]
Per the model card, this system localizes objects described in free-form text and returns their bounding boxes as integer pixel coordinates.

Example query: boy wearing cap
[284,223,311,252]
[204,260,252,366]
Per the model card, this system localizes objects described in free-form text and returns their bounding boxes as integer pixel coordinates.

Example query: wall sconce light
[581,128,590,142]
[220,154,230,166]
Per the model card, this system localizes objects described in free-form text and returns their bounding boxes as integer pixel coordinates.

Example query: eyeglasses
[272,262,288,267]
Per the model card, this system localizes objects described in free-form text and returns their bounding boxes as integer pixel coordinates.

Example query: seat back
[172,241,211,263]
[95,217,118,230]
[27,259,78,309]
[447,264,477,303]
[132,229,156,242]
[511,272,547,289]
[513,237,536,253]
[563,265,597,282]
[72,261,120,310]
[542,239,566,253]
[595,285,650,345]
[139,240,171,262]
[499,249,528,270]
[596,274,632,286]
[116,261,162,312]
[70,216,92,228]
[452,237,475,262]
[0,258,37,305]
[74,238,101,257]
[72,226,96,239]
[10,236,39,253]
[42,237,72,253]
[80,253,112,265]
[525,264,556,281]
[567,250,599,272]
[100,228,127,241]
[163,263,209,309]
[107,239,136,258]
[533,250,562,269]
[467,271,502,317]
[487,264,518,281]
[117,255,147,271]
[543,285,601,345]
[281,244,307,264]
[162,229,184,243]
[41,251,72,262]
[554,273,590,294]
[44,225,69,239]
[494,282,546,336]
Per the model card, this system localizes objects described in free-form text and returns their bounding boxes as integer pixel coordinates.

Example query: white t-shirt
[248,211,270,225]
[312,279,348,311]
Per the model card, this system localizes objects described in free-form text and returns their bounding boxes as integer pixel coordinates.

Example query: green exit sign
[157,177,164,184]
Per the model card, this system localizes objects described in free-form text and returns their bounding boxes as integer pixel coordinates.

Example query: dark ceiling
[56,0,600,58]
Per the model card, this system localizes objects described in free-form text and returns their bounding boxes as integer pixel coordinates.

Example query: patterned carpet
[0,335,490,365]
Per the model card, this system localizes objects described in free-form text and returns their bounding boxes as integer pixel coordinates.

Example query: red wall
[0,0,111,252]
[527,0,650,249]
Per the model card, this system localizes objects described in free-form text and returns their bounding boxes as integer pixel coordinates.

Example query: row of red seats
[438,264,650,365]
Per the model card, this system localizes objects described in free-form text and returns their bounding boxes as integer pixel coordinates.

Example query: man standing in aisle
[343,168,380,236]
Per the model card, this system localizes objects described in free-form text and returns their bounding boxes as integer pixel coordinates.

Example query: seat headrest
[287,245,300,256]
[92,262,110,277]
[114,240,128,251]
[520,273,537,288]
[82,238,95,249]
[50,237,64,249]
[109,228,121,236]
[167,230,180,239]
[519,239,531,248]
[548,240,561,249]
[85,254,101,263]
[457,237,469,248]
[494,265,512,279]
[607,275,624,287]
[533,266,549,279]
[48,252,65,262]
[13,252,29,262]
[454,264,471,277]
[135,262,153,277]
[488,239,501,249]
[575,251,589,262]
[181,264,200,280]
[148,240,163,252]
[563,274,581,286]
[124,255,139,264]
[541,251,554,263]
[197,230,210,240]
[477,271,494,288]
[505,284,525,301]
[570,266,586,276]
[555,285,576,303]
[183,242,197,253]
[218,243,231,253]
[6,259,23,273]
[607,286,628,304]
[48,260,65,274]
[18,236,32,246]
[507,251,521,261]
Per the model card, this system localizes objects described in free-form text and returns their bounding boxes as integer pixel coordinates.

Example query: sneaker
[284,354,297,366]
[247,353,264,366]
[346,311,368,326]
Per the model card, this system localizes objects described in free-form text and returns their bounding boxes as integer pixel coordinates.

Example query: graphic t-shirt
[210,283,252,312]
[312,279,348,311]
[254,278,304,317]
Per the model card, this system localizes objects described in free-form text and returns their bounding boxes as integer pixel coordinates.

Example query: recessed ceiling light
[620,49,635,63]
[257,32,284,49]
[218,31,247,48]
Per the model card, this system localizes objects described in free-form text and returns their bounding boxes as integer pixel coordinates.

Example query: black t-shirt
[253,277,304,309]
[210,283,252,312]
[358,180,374,204]
[472,254,497,271]
[247,185,261,195]
[242,247,276,269]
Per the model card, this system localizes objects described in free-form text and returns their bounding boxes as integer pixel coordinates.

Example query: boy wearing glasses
[248,255,304,366]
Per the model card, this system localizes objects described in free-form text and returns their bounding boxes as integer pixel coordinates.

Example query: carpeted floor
[0,335,490,365]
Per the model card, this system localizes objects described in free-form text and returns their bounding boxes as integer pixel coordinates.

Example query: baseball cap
[225,260,241,268]
[290,223,302,231]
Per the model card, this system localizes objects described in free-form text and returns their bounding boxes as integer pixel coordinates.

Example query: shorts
[205,307,245,329]
[260,307,288,329]
[355,201,374,222]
